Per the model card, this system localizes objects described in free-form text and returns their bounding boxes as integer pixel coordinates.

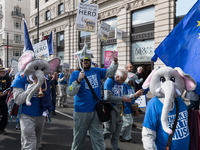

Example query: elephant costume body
[142,67,196,150]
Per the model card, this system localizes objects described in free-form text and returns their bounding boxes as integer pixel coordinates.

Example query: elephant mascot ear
[175,67,197,91]
[48,58,61,74]
[18,50,35,71]
[142,66,160,89]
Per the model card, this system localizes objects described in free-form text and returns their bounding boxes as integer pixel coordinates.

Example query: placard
[104,51,118,69]
[76,2,98,32]
[33,40,49,61]
[135,95,147,108]
[98,21,111,41]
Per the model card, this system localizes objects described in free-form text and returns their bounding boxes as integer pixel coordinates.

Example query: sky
[176,0,198,16]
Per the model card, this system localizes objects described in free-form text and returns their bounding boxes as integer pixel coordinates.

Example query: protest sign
[9,58,18,77]
[33,40,49,61]
[76,2,98,32]
[135,95,147,108]
[98,21,111,41]
[104,51,118,69]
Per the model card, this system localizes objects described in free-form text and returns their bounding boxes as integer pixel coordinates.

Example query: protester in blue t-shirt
[143,97,190,150]
[120,72,143,143]
[104,70,134,150]
[58,68,70,108]
[141,66,197,150]
[12,74,52,150]
[67,48,118,150]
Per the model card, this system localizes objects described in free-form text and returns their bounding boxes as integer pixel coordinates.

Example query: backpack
[101,77,114,100]
[6,88,19,117]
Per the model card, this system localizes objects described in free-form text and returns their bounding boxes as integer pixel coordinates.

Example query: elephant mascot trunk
[26,70,45,106]
[160,81,175,134]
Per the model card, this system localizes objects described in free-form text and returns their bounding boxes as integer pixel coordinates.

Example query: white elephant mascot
[142,66,196,150]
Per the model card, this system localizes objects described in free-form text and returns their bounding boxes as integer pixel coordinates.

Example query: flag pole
[37,0,39,42]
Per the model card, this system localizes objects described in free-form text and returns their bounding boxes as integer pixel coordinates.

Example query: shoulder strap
[78,69,99,102]
[84,76,99,102]
[165,98,179,150]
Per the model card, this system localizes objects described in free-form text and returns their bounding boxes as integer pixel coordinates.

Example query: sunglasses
[81,59,91,62]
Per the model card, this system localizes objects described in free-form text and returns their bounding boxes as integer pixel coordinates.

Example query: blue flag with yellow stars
[151,0,200,95]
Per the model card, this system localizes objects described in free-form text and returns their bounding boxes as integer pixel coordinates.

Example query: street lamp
[7,33,9,67]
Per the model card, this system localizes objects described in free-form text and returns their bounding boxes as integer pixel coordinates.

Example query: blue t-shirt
[143,97,190,150]
[104,78,125,105]
[69,67,107,112]
[11,74,43,117]
[123,84,136,114]
[58,73,68,85]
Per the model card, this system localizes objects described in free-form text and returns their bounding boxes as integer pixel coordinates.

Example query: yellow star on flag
[197,21,200,27]
[198,33,200,39]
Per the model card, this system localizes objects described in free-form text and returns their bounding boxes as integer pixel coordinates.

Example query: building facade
[29,0,196,80]
[0,0,30,67]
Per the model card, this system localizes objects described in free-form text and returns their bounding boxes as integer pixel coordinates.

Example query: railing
[11,11,25,18]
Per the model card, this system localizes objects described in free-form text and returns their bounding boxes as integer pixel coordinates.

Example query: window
[45,0,49,2]
[13,50,21,56]
[131,6,155,41]
[131,7,155,63]
[101,44,117,68]
[58,3,64,15]
[14,20,21,30]
[79,31,91,50]
[14,6,21,14]
[131,40,154,62]
[82,0,89,3]
[14,34,21,43]
[104,17,117,39]
[35,16,38,25]
[46,10,50,21]
[57,31,64,65]
[35,0,38,9]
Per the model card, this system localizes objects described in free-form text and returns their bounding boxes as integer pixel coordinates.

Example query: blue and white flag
[48,31,54,55]
[23,18,33,51]
[151,1,200,95]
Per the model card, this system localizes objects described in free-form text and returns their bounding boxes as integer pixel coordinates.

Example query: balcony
[11,11,25,18]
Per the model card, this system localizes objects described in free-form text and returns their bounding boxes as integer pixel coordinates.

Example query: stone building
[0,0,30,67]
[29,0,196,79]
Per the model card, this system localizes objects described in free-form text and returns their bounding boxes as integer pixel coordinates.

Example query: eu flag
[23,18,34,51]
[48,31,54,55]
[152,1,200,95]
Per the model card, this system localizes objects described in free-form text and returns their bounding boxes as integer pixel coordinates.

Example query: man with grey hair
[104,70,132,150]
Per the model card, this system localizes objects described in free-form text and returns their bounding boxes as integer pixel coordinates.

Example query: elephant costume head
[18,50,60,106]
[142,66,196,134]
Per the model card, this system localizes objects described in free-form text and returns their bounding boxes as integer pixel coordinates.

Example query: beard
[81,63,91,70]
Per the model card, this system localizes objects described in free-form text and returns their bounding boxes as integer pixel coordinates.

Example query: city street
[0,96,146,150]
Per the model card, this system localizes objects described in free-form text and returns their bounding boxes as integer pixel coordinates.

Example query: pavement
[0,95,147,150]
[1,91,194,150]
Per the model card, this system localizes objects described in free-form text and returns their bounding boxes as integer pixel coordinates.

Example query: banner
[135,95,147,108]
[98,21,111,41]
[76,2,98,32]
[33,40,49,61]
[104,51,118,69]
